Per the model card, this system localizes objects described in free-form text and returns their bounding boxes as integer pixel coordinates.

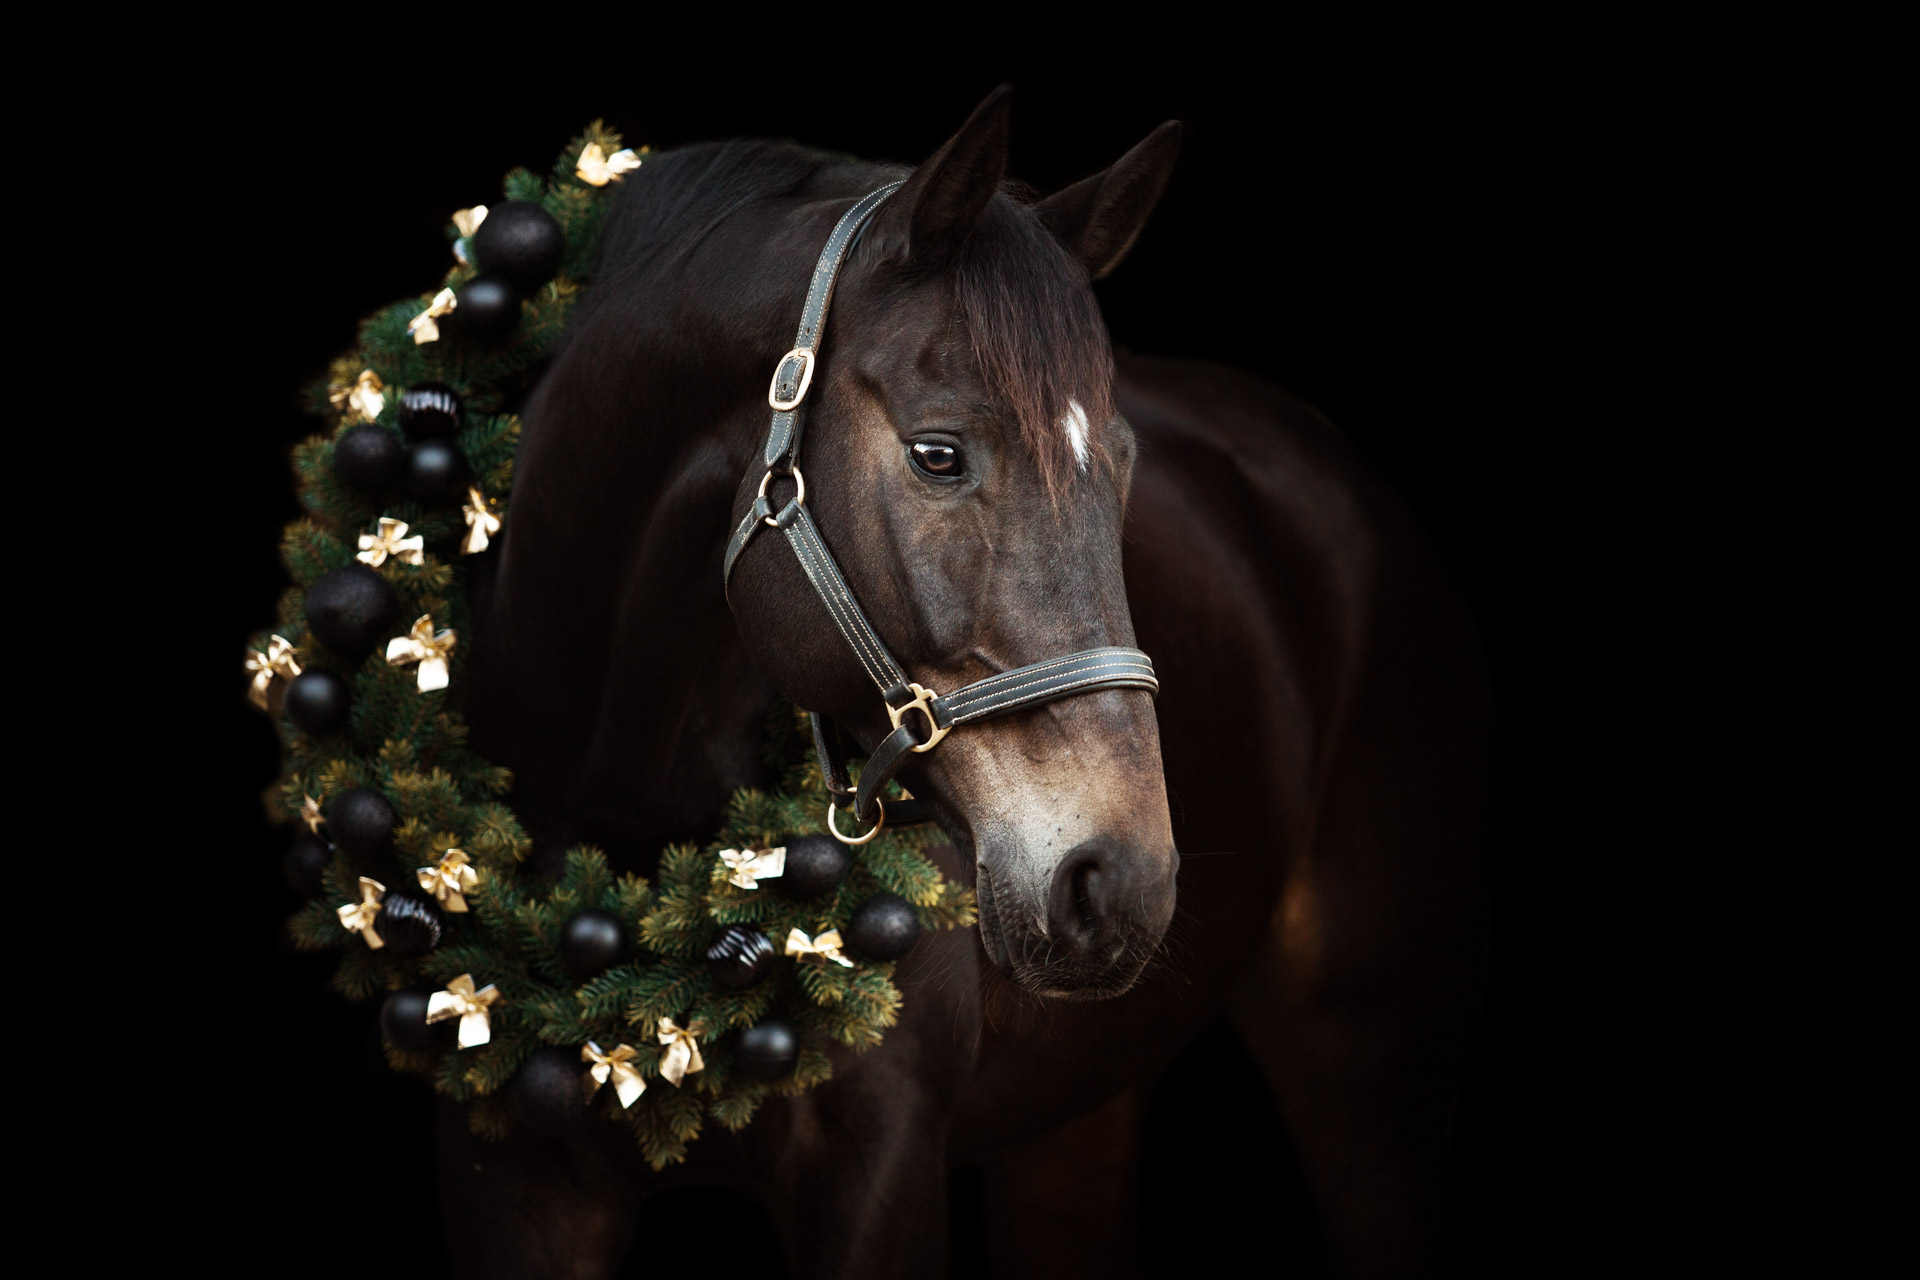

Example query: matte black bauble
[283,832,331,896]
[514,1046,590,1136]
[560,910,625,980]
[304,565,399,659]
[406,438,471,506]
[397,383,462,441]
[735,1017,799,1081]
[332,424,405,493]
[846,892,922,962]
[776,835,851,899]
[380,989,451,1053]
[705,925,776,990]
[452,275,521,344]
[471,201,565,292]
[327,786,395,857]
[380,894,444,954]
[283,668,351,735]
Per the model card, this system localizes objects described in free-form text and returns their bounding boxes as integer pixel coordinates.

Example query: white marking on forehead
[1062,399,1091,471]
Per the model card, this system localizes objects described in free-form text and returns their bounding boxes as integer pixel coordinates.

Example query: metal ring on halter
[887,682,952,753]
[758,466,805,527]
[827,798,884,845]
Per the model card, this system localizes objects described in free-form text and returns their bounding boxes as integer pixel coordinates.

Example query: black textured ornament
[304,565,399,659]
[406,438,471,506]
[327,786,395,857]
[283,668,351,735]
[397,383,462,440]
[560,910,624,980]
[514,1046,590,1136]
[736,1017,799,1081]
[380,894,444,954]
[283,832,331,896]
[471,201,565,292]
[332,424,405,493]
[705,926,776,989]
[380,989,452,1053]
[776,835,851,899]
[846,892,922,961]
[452,275,520,344]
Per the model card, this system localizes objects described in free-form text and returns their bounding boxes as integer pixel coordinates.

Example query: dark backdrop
[144,17,1624,1276]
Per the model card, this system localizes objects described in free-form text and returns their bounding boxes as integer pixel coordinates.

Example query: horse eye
[909,441,963,479]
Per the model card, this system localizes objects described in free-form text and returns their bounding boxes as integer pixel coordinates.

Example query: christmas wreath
[247,122,975,1167]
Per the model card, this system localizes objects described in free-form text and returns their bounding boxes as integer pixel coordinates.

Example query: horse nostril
[1048,840,1113,948]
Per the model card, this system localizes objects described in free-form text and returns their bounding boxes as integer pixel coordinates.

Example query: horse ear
[1035,121,1182,280]
[892,85,1013,265]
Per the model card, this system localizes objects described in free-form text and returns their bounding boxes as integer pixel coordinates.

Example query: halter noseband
[723,183,1159,842]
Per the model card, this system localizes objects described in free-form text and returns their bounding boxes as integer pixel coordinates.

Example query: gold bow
[452,205,488,238]
[785,928,853,968]
[356,517,425,568]
[575,143,642,187]
[244,635,302,710]
[461,487,501,555]
[417,848,477,913]
[301,793,325,833]
[426,974,500,1048]
[407,287,458,345]
[718,846,786,890]
[385,615,456,692]
[656,1018,705,1087]
[582,1040,646,1107]
[327,369,386,422]
[337,876,386,949]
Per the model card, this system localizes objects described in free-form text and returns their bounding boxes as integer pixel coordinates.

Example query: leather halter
[723,183,1159,841]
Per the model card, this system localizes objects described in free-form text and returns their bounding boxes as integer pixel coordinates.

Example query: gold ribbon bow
[337,876,386,949]
[452,205,488,238]
[785,928,853,968]
[407,287,458,345]
[656,1018,706,1087]
[244,635,302,710]
[327,369,386,422]
[718,846,786,890]
[417,848,477,913]
[426,974,500,1048]
[582,1041,646,1108]
[461,487,501,555]
[356,517,425,568]
[385,615,456,692]
[575,143,642,187]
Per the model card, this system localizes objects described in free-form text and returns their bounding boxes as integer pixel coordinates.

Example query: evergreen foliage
[252,125,974,1169]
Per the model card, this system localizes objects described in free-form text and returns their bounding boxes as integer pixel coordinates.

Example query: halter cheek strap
[724,183,1159,841]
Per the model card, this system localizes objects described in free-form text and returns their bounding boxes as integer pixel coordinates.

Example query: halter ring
[888,683,952,753]
[758,466,805,527]
[827,798,885,845]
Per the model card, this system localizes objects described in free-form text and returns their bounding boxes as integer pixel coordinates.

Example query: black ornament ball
[283,668,351,735]
[705,925,776,989]
[283,832,331,896]
[846,892,922,961]
[397,383,462,440]
[736,1017,799,1081]
[332,424,405,493]
[406,438,471,506]
[560,910,624,980]
[514,1046,590,1136]
[304,565,400,659]
[452,275,521,344]
[380,989,451,1053]
[471,201,565,292]
[327,786,395,857]
[380,894,444,954]
[776,835,851,899]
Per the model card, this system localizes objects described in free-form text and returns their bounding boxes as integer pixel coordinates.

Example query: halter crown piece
[723,184,1160,843]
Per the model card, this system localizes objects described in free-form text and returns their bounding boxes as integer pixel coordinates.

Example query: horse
[452,88,1489,1278]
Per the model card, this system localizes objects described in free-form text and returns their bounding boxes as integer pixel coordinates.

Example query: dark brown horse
[453,89,1488,1278]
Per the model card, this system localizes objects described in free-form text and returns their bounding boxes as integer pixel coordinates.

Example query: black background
[132,15,1641,1276]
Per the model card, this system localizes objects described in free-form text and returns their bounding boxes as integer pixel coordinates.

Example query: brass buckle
[768,347,815,411]
[827,798,885,845]
[758,466,805,527]
[888,683,951,753]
